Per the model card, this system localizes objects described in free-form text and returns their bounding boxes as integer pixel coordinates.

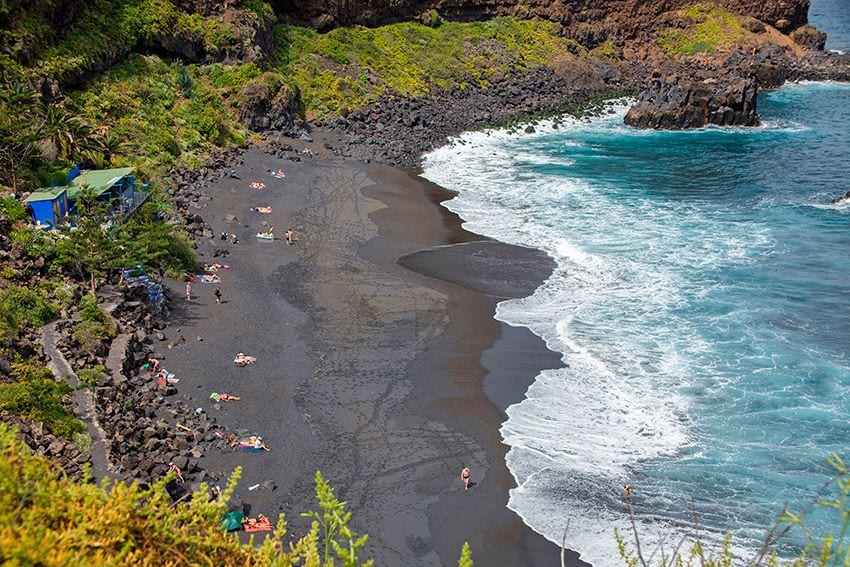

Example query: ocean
[420,9,850,564]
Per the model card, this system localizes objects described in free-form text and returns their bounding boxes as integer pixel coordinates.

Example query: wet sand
[159,143,586,566]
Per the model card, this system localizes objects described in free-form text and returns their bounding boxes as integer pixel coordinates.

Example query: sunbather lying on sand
[271,169,285,178]
[198,274,221,284]
[209,392,241,402]
[243,514,272,531]
[233,352,256,366]
[203,263,231,272]
[251,206,273,213]
[250,182,266,190]
[239,435,270,451]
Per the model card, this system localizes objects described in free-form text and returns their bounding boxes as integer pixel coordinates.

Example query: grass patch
[68,54,252,180]
[657,4,750,56]
[0,361,83,439]
[274,17,574,118]
[0,284,65,339]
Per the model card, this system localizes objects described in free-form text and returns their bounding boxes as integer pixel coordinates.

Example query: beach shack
[66,167,149,218]
[24,166,150,229]
[23,186,70,228]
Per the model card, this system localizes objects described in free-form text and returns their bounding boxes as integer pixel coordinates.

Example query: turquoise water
[422,81,850,563]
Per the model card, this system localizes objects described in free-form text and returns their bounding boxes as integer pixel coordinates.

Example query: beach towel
[242,517,273,532]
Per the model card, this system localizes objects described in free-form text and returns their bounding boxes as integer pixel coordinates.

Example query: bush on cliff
[657,4,751,57]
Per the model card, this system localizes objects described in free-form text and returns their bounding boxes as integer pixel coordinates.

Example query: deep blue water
[423,73,850,567]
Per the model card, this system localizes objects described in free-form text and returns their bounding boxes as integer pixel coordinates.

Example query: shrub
[72,319,117,352]
[0,284,60,338]
[78,365,108,388]
[0,197,27,222]
[657,4,750,56]
[0,365,83,439]
[79,292,105,323]
[0,423,368,565]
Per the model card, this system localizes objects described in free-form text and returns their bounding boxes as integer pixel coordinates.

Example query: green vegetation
[302,471,373,566]
[657,4,750,56]
[72,293,117,351]
[0,362,83,439]
[275,18,574,117]
[0,283,64,339]
[459,542,474,567]
[69,55,251,178]
[78,365,108,389]
[0,421,375,565]
[50,190,196,292]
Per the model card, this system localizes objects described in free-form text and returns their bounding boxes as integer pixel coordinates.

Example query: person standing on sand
[214,288,222,304]
[186,281,191,301]
[461,466,471,490]
[285,228,293,245]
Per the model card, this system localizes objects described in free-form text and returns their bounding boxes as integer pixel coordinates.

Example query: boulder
[237,73,299,134]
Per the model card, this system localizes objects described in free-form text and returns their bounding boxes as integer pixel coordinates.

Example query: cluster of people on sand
[271,168,286,179]
[220,232,239,244]
[250,181,266,190]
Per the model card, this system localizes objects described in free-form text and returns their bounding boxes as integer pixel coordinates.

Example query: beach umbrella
[220,510,246,531]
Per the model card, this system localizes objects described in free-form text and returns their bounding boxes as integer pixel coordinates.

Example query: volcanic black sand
[158,140,586,566]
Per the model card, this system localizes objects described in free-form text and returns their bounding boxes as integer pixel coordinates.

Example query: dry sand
[159,144,586,566]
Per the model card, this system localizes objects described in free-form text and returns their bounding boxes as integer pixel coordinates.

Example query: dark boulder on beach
[624,74,759,129]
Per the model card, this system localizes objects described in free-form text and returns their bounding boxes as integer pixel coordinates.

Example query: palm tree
[0,84,40,196]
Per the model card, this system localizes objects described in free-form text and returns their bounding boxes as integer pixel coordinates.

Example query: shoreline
[156,142,585,565]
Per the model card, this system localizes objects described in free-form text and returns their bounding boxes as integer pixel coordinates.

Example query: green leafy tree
[36,103,103,162]
[53,190,135,293]
[0,84,41,195]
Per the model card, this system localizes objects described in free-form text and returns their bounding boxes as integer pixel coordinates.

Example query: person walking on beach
[186,281,191,301]
[285,228,293,245]
[214,288,222,304]
[461,466,471,490]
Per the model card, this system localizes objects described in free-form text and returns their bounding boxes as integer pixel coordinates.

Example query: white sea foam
[422,105,780,565]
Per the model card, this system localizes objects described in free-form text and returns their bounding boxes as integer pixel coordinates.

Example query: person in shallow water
[623,484,633,499]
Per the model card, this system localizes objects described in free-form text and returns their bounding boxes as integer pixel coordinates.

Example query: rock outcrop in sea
[624,74,758,129]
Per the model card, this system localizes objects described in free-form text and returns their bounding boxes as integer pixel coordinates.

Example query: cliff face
[271,0,810,38]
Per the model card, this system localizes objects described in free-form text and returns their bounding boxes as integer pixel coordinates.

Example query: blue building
[24,167,150,228]
[23,186,70,228]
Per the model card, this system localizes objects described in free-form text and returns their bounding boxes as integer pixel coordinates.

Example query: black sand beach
[158,141,585,566]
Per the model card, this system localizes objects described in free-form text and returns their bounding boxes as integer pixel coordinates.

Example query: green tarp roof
[23,186,67,203]
[67,167,134,200]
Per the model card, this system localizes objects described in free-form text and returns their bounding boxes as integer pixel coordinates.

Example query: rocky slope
[272,0,810,38]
